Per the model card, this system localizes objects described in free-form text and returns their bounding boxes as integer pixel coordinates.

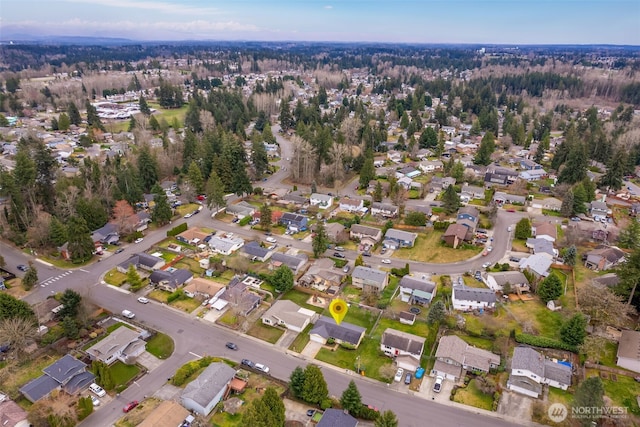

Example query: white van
[121,310,135,319]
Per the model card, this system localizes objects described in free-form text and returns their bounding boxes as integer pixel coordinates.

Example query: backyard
[393,233,482,263]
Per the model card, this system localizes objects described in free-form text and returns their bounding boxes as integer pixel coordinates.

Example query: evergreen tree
[251,139,269,177]
[359,151,376,189]
[262,388,285,427]
[563,245,577,266]
[58,113,70,131]
[373,181,383,202]
[22,265,39,290]
[558,142,588,184]
[128,115,137,132]
[560,189,575,217]
[137,146,159,192]
[67,217,95,263]
[0,293,35,320]
[67,102,82,126]
[599,148,626,191]
[259,203,272,231]
[271,265,294,293]
[340,380,363,415]
[538,273,563,303]
[242,398,276,427]
[560,313,587,346]
[312,222,329,258]
[375,410,399,427]
[419,127,438,148]
[451,161,465,181]
[151,187,172,225]
[289,366,306,398]
[279,100,294,131]
[572,183,588,214]
[126,265,142,289]
[473,132,496,166]
[427,300,446,324]
[534,142,545,164]
[514,218,532,240]
[61,316,79,339]
[263,123,276,144]
[618,220,640,249]
[187,161,205,194]
[85,99,105,131]
[59,289,82,319]
[205,171,226,213]
[301,365,328,405]
[51,117,59,131]
[139,95,151,116]
[441,185,461,214]
[572,377,604,427]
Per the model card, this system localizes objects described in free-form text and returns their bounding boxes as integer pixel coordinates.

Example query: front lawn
[246,321,285,344]
[108,361,140,392]
[452,379,494,411]
[393,233,482,263]
[315,336,393,382]
[145,333,174,359]
[104,269,127,286]
[289,324,313,353]
[171,297,201,313]
[2,354,58,397]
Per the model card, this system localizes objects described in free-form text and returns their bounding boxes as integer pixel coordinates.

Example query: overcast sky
[2,0,639,45]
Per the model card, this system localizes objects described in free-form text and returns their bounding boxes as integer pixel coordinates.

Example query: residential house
[91,222,120,246]
[20,355,95,403]
[149,268,193,292]
[371,202,399,218]
[183,277,225,300]
[279,192,309,207]
[176,228,211,246]
[398,275,436,305]
[592,229,610,243]
[520,159,542,170]
[397,166,421,179]
[381,328,426,372]
[484,172,510,187]
[324,222,347,243]
[507,347,572,398]
[309,316,366,348]
[298,258,345,292]
[386,150,402,163]
[430,176,456,192]
[432,335,500,381]
[519,254,552,278]
[270,252,308,274]
[456,206,480,235]
[418,159,443,173]
[117,253,165,274]
[33,298,64,324]
[584,246,626,271]
[86,327,145,365]
[279,212,308,231]
[592,273,620,288]
[225,201,256,219]
[532,222,557,242]
[0,394,29,427]
[261,300,317,333]
[383,228,418,249]
[241,241,274,262]
[317,408,358,427]
[351,266,388,294]
[220,276,262,316]
[526,238,558,258]
[310,193,334,209]
[181,363,236,416]
[493,191,527,206]
[209,234,245,255]
[338,197,364,213]
[452,285,496,311]
[530,197,562,212]
[406,204,433,217]
[617,330,640,373]
[138,401,190,427]
[485,271,530,293]
[590,201,610,219]
[442,224,469,248]
[350,224,383,246]
[460,184,485,204]
[519,169,548,181]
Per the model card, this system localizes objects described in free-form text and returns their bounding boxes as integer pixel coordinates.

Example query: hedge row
[515,333,577,353]
[167,223,188,237]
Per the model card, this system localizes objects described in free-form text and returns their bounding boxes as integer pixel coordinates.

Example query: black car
[226,342,238,350]
[17,265,28,272]
[192,210,200,215]
[241,359,254,368]
[306,409,316,417]
[333,252,345,258]
[509,256,521,262]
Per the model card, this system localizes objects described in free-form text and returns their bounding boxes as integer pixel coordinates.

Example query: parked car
[333,252,345,258]
[394,368,405,382]
[241,359,255,368]
[265,237,277,243]
[362,251,371,257]
[482,262,491,269]
[342,265,350,273]
[433,376,444,393]
[507,226,512,232]
[121,310,135,319]
[184,212,193,218]
[17,264,28,272]
[226,342,238,350]
[123,401,139,413]
[381,259,391,264]
[509,256,521,262]
[570,217,581,222]
[114,248,124,254]
[255,363,270,374]
[404,372,412,385]
[89,383,106,397]
[306,409,316,417]
[334,246,345,252]
[134,237,144,244]
[137,297,149,304]
[90,395,100,406]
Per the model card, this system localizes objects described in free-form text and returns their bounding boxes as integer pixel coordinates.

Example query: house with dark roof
[430,176,456,192]
[279,212,308,231]
[324,222,347,243]
[381,328,426,372]
[298,258,345,291]
[460,184,485,203]
[617,330,640,374]
[590,200,610,219]
[371,202,399,218]
[584,246,626,271]
[442,223,468,248]
[309,316,366,348]
[351,266,388,294]
[270,252,308,274]
[484,172,510,187]
[181,362,236,416]
[91,222,119,246]
[117,253,165,274]
[526,238,558,258]
[20,355,95,403]
[452,285,496,311]
[507,346,572,398]
[86,327,145,365]
[317,408,358,427]
[279,192,308,206]
[592,273,619,288]
[349,224,383,246]
[241,241,274,262]
[220,276,262,316]
[398,275,436,305]
[383,228,418,249]
[432,335,500,381]
[149,268,193,292]
[493,191,526,206]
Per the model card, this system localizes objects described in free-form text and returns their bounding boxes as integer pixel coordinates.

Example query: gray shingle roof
[381,328,425,355]
[181,363,236,408]
[243,241,270,258]
[399,276,436,293]
[384,228,418,242]
[43,354,86,384]
[317,408,358,427]
[453,285,496,303]
[352,266,387,285]
[19,375,60,402]
[511,347,545,378]
[149,269,193,289]
[310,316,365,346]
[544,359,572,386]
[488,271,529,287]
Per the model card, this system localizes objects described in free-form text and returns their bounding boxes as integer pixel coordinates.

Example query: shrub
[326,338,335,345]
[77,396,93,420]
[515,333,577,352]
[167,289,185,303]
[357,406,380,420]
[320,398,333,410]
[339,342,356,350]
[239,216,251,226]
[167,223,188,237]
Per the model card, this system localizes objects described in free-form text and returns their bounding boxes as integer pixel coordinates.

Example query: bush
[320,398,333,410]
[357,406,380,420]
[167,223,188,237]
[339,342,356,350]
[172,356,216,386]
[167,289,185,303]
[239,216,251,226]
[76,396,93,420]
[515,333,577,352]
[326,338,335,345]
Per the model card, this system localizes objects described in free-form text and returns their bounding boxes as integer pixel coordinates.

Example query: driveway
[497,390,533,420]
[137,351,163,372]
[301,340,323,358]
[419,375,454,403]
[276,329,297,348]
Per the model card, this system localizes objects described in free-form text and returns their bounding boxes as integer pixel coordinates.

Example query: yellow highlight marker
[329,298,348,325]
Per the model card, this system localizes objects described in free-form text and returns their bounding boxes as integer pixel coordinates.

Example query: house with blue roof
[20,355,95,403]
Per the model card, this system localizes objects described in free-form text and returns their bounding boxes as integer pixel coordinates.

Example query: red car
[123,401,139,413]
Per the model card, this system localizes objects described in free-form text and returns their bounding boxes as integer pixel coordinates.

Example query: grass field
[289,324,313,353]
[145,333,174,359]
[148,102,188,127]
[452,379,494,411]
[2,354,58,397]
[246,322,285,344]
[108,361,140,391]
[506,298,565,339]
[104,269,127,286]
[393,233,482,263]
[281,289,325,313]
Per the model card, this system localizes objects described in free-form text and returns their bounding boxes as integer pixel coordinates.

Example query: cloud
[324,5,333,9]
[61,0,221,16]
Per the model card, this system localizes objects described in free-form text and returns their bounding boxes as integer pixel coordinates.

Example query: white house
[310,193,334,209]
[507,347,572,398]
[261,300,317,333]
[398,275,436,305]
[380,328,426,372]
[181,363,236,416]
[617,330,640,374]
[418,159,443,173]
[86,327,146,365]
[485,271,530,293]
[209,234,245,255]
[452,285,496,311]
[338,197,364,213]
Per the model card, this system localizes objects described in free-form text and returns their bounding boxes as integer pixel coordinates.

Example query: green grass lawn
[148,102,188,127]
[246,321,285,344]
[148,290,169,303]
[145,333,174,359]
[281,289,324,313]
[506,298,565,339]
[393,233,482,263]
[596,372,640,416]
[171,297,201,313]
[316,336,393,381]
[455,333,495,351]
[452,379,494,411]
[3,354,58,397]
[289,324,313,353]
[104,269,127,286]
[342,305,378,333]
[108,361,140,391]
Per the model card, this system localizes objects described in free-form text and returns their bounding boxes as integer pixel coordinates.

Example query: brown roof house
[432,335,500,381]
[443,223,468,248]
[0,394,29,427]
[584,246,626,271]
[138,401,190,427]
[380,328,426,372]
